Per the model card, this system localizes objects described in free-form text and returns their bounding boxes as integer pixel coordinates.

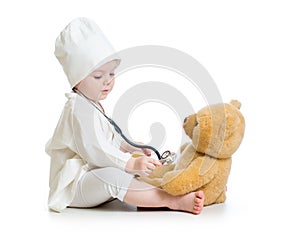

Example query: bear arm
[199,156,218,176]
[137,164,175,187]
[180,142,189,153]
[147,163,175,179]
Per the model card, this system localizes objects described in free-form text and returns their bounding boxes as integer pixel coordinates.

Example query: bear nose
[184,117,188,123]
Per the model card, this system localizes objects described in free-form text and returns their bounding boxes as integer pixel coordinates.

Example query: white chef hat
[54,17,120,88]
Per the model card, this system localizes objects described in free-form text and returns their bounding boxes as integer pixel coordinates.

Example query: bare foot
[170,190,205,215]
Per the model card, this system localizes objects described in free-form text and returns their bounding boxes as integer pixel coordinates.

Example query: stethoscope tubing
[73,88,162,160]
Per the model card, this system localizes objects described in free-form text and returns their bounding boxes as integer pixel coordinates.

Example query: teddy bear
[138,100,245,206]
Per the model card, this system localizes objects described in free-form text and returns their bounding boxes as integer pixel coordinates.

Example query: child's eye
[94,75,102,79]
[110,73,115,76]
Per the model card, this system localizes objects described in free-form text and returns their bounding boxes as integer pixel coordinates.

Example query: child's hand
[120,141,152,156]
[140,147,151,156]
[125,156,162,177]
[132,141,152,156]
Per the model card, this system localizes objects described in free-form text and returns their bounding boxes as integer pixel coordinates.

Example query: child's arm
[119,140,152,156]
[72,105,132,171]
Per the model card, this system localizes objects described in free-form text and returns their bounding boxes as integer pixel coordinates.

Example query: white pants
[69,167,134,208]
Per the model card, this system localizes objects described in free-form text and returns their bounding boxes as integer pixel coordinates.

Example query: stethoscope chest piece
[160,150,177,165]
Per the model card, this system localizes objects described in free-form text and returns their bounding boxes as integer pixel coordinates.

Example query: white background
[0,0,299,232]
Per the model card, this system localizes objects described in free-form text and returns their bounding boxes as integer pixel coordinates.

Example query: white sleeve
[72,101,132,171]
[111,131,125,150]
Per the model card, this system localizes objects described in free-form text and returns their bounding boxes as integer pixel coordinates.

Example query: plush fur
[139,100,245,206]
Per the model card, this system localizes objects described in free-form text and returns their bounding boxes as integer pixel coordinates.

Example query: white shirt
[45,92,132,212]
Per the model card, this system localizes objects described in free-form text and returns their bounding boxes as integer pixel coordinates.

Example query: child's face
[77,60,118,101]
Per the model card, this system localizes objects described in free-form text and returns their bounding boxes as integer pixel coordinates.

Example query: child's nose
[103,74,112,85]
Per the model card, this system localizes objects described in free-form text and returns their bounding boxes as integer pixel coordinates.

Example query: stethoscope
[72,87,176,165]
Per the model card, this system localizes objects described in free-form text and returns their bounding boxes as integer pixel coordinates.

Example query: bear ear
[230,100,241,109]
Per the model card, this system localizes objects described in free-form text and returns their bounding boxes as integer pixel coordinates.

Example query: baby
[46,17,204,214]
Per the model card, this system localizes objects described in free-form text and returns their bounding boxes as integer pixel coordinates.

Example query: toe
[197,190,205,200]
[193,206,203,214]
[195,197,201,203]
